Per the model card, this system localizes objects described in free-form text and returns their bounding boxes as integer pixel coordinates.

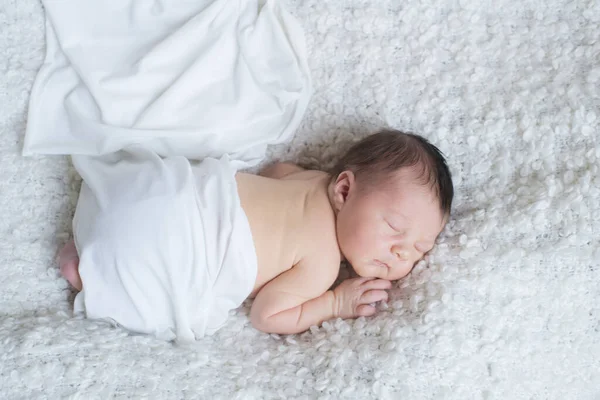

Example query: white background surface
[1,0,599,398]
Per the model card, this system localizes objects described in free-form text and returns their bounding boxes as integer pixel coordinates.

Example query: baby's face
[334,168,445,281]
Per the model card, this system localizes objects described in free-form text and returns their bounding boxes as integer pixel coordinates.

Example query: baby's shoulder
[281,169,328,181]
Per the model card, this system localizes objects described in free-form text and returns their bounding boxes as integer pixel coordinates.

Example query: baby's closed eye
[385,220,405,235]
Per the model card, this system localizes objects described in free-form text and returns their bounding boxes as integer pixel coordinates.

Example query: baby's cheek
[341,229,361,258]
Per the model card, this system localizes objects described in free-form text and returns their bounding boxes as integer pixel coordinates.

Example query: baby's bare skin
[236,167,339,299]
[235,165,351,334]
[236,162,445,334]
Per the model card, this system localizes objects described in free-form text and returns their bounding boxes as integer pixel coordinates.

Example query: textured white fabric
[72,153,256,342]
[23,0,311,168]
[2,0,600,399]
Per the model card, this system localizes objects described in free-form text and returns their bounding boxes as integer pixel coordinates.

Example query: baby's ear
[332,170,355,210]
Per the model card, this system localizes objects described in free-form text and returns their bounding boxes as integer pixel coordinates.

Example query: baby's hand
[332,277,392,319]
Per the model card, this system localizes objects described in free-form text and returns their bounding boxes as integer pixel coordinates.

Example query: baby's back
[235,170,339,297]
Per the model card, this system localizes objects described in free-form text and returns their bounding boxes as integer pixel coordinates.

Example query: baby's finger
[362,278,392,290]
[345,276,376,288]
[356,304,377,317]
[360,289,388,304]
[353,276,376,284]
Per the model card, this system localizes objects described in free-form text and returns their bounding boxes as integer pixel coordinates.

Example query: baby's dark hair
[329,129,454,216]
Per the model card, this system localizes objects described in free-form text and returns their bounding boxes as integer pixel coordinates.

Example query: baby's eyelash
[386,221,400,232]
[386,221,406,236]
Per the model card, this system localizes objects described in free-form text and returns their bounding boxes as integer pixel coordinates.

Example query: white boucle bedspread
[1,0,599,399]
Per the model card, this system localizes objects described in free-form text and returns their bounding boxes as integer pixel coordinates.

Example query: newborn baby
[59,129,453,338]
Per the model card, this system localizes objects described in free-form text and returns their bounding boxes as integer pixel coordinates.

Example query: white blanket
[72,152,256,342]
[23,0,311,166]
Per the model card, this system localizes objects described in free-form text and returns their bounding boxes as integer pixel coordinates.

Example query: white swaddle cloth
[23,0,311,340]
[72,151,256,341]
[23,0,311,166]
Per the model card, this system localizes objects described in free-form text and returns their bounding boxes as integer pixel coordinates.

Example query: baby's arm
[250,257,337,335]
[250,255,391,334]
[259,162,305,179]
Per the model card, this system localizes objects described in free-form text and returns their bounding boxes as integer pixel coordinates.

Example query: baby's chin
[349,263,386,280]
[344,256,391,279]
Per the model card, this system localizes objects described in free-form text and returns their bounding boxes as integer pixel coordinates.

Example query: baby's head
[328,129,454,280]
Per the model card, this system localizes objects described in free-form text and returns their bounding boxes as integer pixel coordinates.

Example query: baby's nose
[393,248,410,261]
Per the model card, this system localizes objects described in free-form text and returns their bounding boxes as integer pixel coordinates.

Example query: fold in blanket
[24,0,311,340]
[24,0,311,167]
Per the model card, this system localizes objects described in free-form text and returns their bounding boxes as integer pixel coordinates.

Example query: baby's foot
[58,240,82,291]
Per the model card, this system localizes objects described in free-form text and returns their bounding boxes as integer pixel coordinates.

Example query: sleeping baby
[58,129,453,340]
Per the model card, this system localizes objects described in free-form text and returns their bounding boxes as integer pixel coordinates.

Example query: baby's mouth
[374,260,390,269]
